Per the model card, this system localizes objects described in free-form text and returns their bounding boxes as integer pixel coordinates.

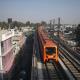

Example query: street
[11,34,33,80]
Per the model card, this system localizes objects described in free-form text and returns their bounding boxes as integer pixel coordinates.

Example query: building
[8,18,12,24]
[0,29,14,80]
[12,30,26,55]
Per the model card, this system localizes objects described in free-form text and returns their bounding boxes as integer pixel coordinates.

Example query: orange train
[37,26,58,63]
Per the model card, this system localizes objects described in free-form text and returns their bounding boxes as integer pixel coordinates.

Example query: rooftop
[0,29,14,42]
[0,30,8,42]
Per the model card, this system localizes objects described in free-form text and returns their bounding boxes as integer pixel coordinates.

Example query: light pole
[53,19,55,35]
[57,17,60,57]
[50,20,52,30]
[57,17,60,39]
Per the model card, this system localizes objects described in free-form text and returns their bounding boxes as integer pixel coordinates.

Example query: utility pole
[53,19,55,35]
[57,17,60,39]
[57,17,60,60]
[50,20,52,30]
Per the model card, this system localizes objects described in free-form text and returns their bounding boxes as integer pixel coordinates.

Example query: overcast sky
[0,0,80,24]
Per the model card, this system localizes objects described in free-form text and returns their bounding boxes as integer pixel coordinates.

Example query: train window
[46,47,56,55]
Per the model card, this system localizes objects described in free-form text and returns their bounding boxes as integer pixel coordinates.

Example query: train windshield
[46,47,56,55]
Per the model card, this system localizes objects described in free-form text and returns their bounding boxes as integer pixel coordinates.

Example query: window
[46,47,56,55]
[1,42,4,54]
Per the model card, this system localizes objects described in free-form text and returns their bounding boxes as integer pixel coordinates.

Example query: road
[11,34,33,80]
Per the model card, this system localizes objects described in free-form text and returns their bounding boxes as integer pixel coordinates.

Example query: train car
[37,26,58,62]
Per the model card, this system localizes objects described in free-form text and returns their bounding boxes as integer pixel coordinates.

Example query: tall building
[0,29,14,80]
[8,18,12,29]
[8,18,12,24]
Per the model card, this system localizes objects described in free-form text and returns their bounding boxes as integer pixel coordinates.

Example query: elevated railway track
[31,30,68,80]
[43,61,67,80]
[32,26,80,80]
[59,47,80,80]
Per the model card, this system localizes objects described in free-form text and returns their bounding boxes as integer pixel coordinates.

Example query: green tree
[41,21,47,26]
[0,22,8,29]
[75,24,80,46]
[26,21,30,27]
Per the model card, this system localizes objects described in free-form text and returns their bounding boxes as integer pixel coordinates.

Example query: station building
[0,29,14,80]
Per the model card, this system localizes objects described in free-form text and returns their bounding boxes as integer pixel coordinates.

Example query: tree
[41,21,47,26]
[75,24,80,46]
[0,22,8,29]
[26,21,30,27]
[11,21,25,29]
[30,23,35,27]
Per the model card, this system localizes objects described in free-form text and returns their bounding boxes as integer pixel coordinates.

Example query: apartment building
[0,29,14,80]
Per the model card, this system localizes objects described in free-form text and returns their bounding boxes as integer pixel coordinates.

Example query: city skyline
[0,0,80,24]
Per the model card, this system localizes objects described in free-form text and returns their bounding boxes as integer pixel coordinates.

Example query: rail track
[42,61,67,80]
[50,34,80,80]
[59,46,80,80]
[51,35,80,62]
[60,41,80,61]
[76,49,80,53]
[32,55,68,80]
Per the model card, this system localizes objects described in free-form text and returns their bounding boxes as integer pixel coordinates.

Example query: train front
[43,40,58,62]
